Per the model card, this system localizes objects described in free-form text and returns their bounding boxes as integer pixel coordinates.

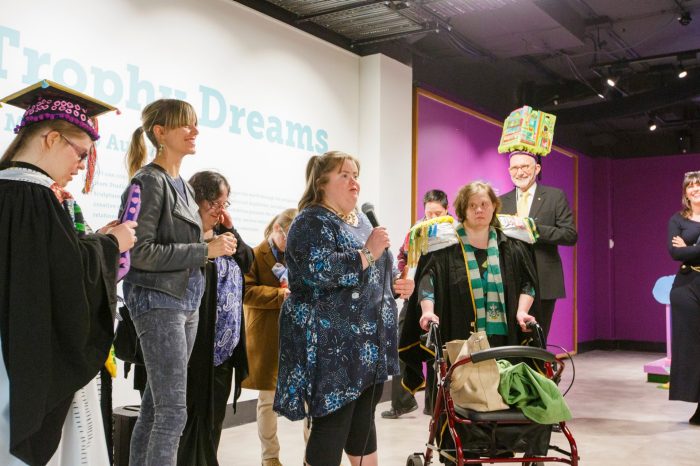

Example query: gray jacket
[121,163,208,299]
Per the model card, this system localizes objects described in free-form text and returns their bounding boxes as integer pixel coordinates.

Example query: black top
[668,212,700,266]
[0,173,119,464]
[399,230,540,392]
[474,247,488,279]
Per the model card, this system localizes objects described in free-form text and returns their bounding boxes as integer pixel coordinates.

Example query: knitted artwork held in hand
[117,183,141,281]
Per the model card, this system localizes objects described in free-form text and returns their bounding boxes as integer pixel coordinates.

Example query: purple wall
[415,92,578,351]
[575,155,598,343]
[608,154,698,342]
[415,89,700,346]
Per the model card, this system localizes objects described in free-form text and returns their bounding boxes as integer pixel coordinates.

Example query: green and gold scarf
[456,225,507,336]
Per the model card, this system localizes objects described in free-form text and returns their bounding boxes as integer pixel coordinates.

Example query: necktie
[517,191,530,218]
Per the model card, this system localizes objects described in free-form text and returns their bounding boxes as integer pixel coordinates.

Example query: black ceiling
[234,0,700,158]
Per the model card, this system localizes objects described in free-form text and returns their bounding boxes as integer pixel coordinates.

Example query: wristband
[361,247,375,267]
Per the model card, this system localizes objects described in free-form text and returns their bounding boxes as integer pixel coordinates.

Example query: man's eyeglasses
[208,200,231,210]
[59,134,91,162]
[508,164,535,174]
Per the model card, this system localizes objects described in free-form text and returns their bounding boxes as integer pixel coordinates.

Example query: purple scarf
[212,256,243,366]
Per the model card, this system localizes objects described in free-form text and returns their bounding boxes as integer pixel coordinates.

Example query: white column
[358,54,413,251]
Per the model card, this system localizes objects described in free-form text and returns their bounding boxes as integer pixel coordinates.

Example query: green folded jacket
[497,360,572,424]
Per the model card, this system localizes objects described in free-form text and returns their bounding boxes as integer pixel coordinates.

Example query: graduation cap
[1,79,119,192]
[1,79,117,140]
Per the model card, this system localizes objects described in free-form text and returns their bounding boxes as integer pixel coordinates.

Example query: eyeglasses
[208,200,231,211]
[508,164,535,174]
[59,134,91,161]
[42,132,92,161]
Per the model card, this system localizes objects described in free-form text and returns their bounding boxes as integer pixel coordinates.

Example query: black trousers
[212,356,235,450]
[539,299,557,340]
[669,270,700,403]
[306,383,383,465]
[391,301,418,410]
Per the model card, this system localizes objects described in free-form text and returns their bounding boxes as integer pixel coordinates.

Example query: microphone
[362,202,389,259]
[361,202,380,227]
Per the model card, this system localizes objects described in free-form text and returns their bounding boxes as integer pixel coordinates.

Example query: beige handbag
[445,331,509,412]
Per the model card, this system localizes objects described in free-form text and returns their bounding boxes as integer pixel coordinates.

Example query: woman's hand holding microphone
[360,227,390,269]
[361,227,415,298]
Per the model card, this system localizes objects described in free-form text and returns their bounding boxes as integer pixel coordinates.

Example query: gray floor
[218,351,699,465]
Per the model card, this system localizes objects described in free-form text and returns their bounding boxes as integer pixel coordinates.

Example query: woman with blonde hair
[243,208,298,466]
[121,99,235,466]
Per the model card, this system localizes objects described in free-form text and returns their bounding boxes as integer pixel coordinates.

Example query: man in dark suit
[500,151,577,339]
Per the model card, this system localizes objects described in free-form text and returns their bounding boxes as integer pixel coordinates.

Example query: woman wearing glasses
[0,82,136,465]
[122,100,236,466]
[243,208,298,466]
[176,170,253,465]
[668,170,700,425]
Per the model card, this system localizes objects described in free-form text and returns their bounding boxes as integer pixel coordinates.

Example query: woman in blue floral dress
[274,151,414,466]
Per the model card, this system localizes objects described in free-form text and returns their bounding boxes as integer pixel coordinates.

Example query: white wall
[1,0,412,406]
[359,54,413,251]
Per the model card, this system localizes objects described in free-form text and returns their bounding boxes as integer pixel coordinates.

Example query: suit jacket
[242,239,286,390]
[500,184,577,299]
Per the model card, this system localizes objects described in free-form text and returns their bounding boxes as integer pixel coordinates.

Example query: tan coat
[242,239,286,390]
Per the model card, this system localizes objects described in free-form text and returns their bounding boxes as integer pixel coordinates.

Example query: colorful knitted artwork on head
[498,105,556,157]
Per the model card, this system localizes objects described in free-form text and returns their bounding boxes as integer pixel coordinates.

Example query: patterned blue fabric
[212,256,243,366]
[274,205,399,421]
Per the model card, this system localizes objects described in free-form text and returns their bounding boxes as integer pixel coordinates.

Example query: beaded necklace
[322,203,359,227]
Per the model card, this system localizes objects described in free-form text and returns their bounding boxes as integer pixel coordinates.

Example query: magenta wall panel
[609,154,699,342]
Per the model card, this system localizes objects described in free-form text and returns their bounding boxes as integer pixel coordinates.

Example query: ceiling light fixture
[678,11,692,26]
[648,120,657,131]
[606,77,616,87]
[678,64,688,79]
[597,93,605,99]
[679,132,692,154]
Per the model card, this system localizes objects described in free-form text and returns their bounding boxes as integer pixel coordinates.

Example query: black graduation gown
[0,178,119,465]
[399,229,540,392]
[177,225,252,466]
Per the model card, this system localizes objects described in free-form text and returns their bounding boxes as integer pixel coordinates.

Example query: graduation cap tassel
[82,117,98,193]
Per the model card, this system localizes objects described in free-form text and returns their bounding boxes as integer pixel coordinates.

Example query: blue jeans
[129,308,199,466]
